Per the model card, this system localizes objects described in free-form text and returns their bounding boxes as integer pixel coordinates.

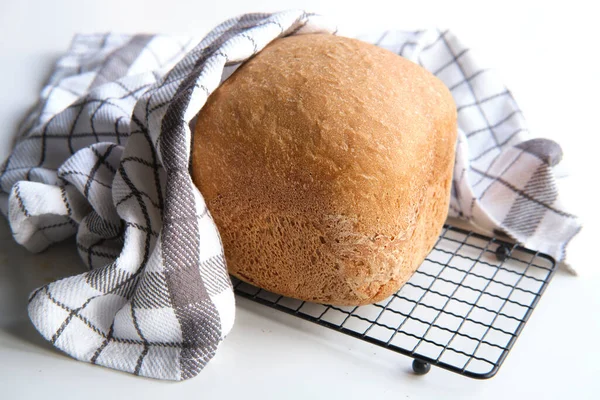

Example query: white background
[1,1,599,398]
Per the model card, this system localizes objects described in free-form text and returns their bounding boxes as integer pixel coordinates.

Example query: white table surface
[1,1,599,398]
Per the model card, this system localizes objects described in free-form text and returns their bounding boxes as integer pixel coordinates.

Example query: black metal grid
[232,224,557,379]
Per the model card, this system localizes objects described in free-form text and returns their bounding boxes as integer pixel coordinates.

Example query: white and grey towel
[0,10,580,380]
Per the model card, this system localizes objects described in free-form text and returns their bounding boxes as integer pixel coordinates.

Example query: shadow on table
[0,218,84,356]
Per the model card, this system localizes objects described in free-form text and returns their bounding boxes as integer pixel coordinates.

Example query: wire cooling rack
[232,224,557,379]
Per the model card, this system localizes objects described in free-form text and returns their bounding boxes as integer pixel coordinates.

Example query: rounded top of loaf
[193,34,456,235]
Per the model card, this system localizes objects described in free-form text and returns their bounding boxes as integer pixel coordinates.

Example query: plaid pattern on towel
[0,10,579,380]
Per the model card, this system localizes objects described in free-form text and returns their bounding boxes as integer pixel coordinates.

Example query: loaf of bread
[191,34,457,306]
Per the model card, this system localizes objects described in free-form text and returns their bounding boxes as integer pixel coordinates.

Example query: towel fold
[0,10,580,380]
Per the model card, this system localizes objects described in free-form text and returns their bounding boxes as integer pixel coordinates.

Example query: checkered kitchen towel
[0,10,581,380]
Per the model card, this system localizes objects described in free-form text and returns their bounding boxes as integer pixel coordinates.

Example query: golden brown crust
[192,34,457,305]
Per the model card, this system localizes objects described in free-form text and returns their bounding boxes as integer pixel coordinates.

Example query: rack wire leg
[412,359,431,375]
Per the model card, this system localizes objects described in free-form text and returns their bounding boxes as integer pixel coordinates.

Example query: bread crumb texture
[192,34,457,305]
